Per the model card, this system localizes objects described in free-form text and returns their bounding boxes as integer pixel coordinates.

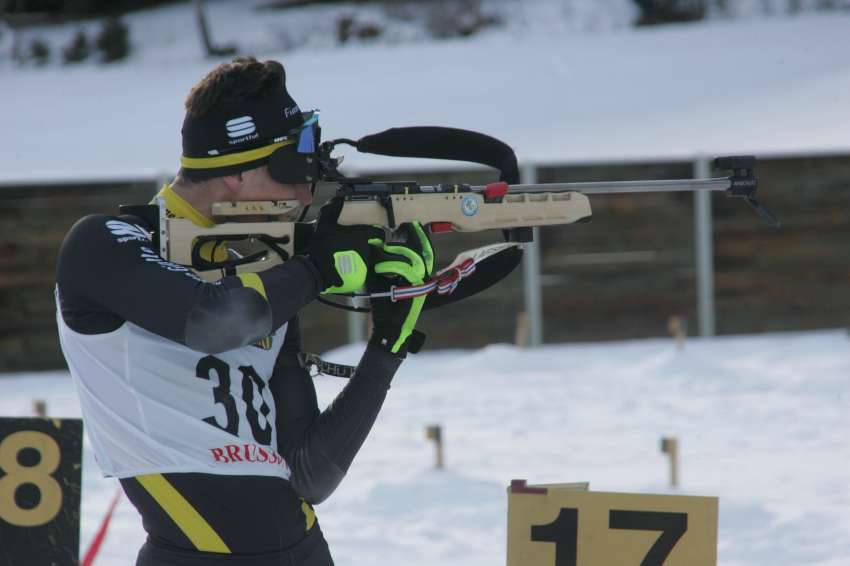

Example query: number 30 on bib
[506,480,718,566]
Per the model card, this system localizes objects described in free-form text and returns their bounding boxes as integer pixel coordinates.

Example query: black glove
[306,197,383,294]
[368,222,434,355]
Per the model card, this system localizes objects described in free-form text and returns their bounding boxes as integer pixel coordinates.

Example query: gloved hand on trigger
[306,197,384,294]
[367,222,435,355]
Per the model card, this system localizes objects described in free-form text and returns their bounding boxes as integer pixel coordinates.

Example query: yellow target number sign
[507,480,718,566]
[0,418,83,565]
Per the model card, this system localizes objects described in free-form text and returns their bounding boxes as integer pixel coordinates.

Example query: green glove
[368,222,434,354]
[306,197,383,294]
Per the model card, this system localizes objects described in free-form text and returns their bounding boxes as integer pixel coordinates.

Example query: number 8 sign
[0,418,83,566]
[507,480,718,566]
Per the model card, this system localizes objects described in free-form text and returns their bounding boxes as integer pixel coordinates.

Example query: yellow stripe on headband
[180,139,295,170]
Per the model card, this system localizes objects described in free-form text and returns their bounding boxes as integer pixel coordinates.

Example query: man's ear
[221,172,244,195]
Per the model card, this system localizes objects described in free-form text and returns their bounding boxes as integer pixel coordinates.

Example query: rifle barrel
[472,177,732,196]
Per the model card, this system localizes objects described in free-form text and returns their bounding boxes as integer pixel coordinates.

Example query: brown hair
[184,56,285,118]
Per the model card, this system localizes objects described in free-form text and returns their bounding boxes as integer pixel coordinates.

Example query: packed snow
[2,2,850,183]
[2,330,849,565]
[2,2,849,564]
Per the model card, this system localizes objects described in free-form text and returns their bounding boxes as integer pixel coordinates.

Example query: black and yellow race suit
[56,207,402,566]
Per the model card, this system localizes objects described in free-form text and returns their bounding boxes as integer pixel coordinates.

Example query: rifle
[157,127,776,312]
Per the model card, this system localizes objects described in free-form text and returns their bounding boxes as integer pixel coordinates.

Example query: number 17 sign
[507,480,718,566]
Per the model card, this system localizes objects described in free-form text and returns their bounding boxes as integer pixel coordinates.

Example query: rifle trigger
[430,222,453,234]
[379,194,396,228]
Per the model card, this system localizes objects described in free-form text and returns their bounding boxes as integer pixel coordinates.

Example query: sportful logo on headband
[226,116,259,145]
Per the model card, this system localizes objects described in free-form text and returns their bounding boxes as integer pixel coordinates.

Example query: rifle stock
[159,185,594,281]
[159,198,298,281]
[159,154,770,284]
[336,190,592,231]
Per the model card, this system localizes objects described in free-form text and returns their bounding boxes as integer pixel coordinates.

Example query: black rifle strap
[355,126,520,184]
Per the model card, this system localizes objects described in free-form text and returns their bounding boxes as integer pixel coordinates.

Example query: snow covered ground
[2,2,850,564]
[2,2,850,183]
[2,329,849,565]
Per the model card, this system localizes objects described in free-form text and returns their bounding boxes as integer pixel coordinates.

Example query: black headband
[180,71,304,179]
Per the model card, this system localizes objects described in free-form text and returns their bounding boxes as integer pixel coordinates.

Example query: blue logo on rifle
[461,196,479,217]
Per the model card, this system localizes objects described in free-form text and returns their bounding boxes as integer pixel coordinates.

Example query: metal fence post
[521,163,543,347]
[694,157,716,337]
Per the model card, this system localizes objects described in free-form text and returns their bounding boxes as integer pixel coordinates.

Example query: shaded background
[4,154,849,371]
[2,0,849,371]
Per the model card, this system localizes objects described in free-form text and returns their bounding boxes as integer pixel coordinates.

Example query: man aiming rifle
[56,50,773,566]
[56,56,429,566]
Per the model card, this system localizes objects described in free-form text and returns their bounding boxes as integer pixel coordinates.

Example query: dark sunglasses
[268,110,322,185]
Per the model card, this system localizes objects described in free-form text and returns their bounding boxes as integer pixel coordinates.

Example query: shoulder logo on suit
[252,336,274,351]
[104,220,202,282]
[106,220,151,243]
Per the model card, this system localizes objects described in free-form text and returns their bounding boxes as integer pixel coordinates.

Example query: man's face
[237,165,312,219]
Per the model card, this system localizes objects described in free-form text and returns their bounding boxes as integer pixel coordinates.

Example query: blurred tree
[336,14,382,44]
[426,0,500,39]
[2,0,182,16]
[633,0,706,25]
[94,17,128,62]
[257,0,371,8]
[62,0,100,12]
[62,28,89,63]
[1,0,22,62]
[194,0,236,57]
[28,35,48,63]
